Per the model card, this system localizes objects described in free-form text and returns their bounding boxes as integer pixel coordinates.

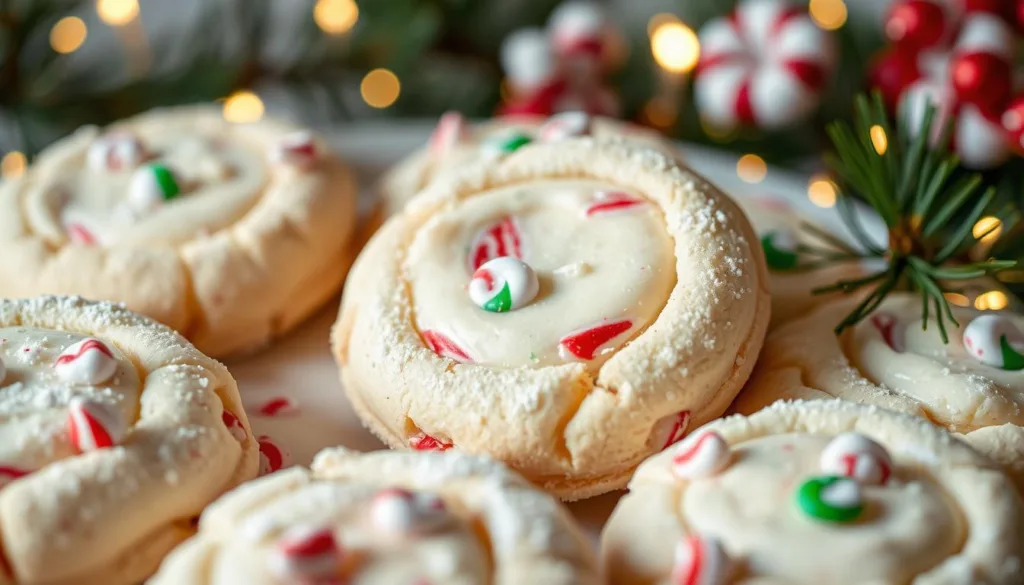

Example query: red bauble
[869,48,922,109]
[885,0,948,49]
[1002,96,1024,153]
[951,51,1013,113]
[959,0,1013,19]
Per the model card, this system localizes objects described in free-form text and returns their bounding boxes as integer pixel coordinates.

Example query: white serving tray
[228,121,882,542]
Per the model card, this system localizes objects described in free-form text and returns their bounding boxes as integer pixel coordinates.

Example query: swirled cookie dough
[0,296,257,585]
[734,292,1024,491]
[0,107,357,358]
[602,400,1024,585]
[150,448,600,585]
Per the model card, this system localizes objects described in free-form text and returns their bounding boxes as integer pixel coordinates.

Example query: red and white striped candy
[269,526,341,581]
[0,465,30,489]
[467,216,523,272]
[468,256,540,313]
[258,434,291,476]
[671,535,732,585]
[583,191,646,217]
[87,133,147,172]
[371,487,451,535]
[651,410,692,451]
[538,111,592,142]
[870,311,905,353]
[428,112,467,156]
[54,338,117,386]
[271,131,318,168]
[255,396,299,417]
[695,0,835,130]
[558,319,633,361]
[671,430,731,480]
[222,409,247,442]
[421,330,473,364]
[67,397,127,452]
[65,222,99,246]
[820,432,893,486]
[409,433,453,452]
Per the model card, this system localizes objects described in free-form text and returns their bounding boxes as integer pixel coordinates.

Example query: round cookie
[733,292,1024,491]
[333,138,771,500]
[602,399,1024,585]
[377,110,683,219]
[0,295,258,585]
[150,447,600,584]
[736,195,865,328]
[0,107,357,358]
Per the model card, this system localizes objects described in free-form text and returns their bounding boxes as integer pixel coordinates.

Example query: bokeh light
[870,125,888,155]
[809,0,848,31]
[361,69,401,109]
[975,290,1008,311]
[737,154,767,184]
[650,22,700,73]
[50,17,88,54]
[808,174,837,208]
[314,0,359,35]
[0,151,27,179]
[222,91,265,123]
[97,0,140,26]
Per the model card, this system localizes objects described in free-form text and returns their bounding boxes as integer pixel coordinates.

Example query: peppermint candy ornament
[87,133,148,172]
[370,488,451,535]
[962,314,1024,370]
[270,526,342,581]
[468,256,539,313]
[67,397,128,452]
[694,0,836,130]
[55,338,117,386]
[761,229,799,271]
[128,163,182,212]
[671,535,733,585]
[820,433,893,485]
[797,475,864,523]
[671,430,732,480]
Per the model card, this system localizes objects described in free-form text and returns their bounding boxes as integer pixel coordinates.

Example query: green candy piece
[491,132,532,154]
[150,164,180,201]
[482,282,513,313]
[796,475,863,523]
[761,231,800,271]
[999,335,1024,371]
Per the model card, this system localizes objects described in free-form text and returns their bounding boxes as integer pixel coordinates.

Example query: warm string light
[808,174,838,208]
[975,290,1008,311]
[808,0,848,31]
[736,154,767,184]
[50,17,88,54]
[0,152,27,179]
[869,125,888,155]
[222,91,265,123]
[96,0,140,26]
[650,21,700,73]
[361,69,400,109]
[314,0,359,35]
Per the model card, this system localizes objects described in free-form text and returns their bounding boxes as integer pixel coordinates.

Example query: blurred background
[0,0,892,170]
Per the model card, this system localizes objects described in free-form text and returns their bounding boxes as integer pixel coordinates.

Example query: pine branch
[812,91,1017,340]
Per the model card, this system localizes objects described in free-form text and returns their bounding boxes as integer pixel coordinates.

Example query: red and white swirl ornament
[694,0,836,130]
[671,535,733,585]
[270,526,342,581]
[820,432,893,486]
[54,338,117,386]
[671,430,731,480]
[370,488,451,536]
[67,397,127,452]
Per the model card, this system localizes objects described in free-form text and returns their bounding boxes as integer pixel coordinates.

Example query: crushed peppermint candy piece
[255,397,300,417]
[671,430,731,480]
[54,338,117,386]
[371,487,451,535]
[269,525,342,581]
[67,397,127,452]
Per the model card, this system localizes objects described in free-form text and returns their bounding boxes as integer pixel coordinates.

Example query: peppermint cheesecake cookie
[602,400,1024,585]
[733,292,1024,491]
[0,296,258,585]
[0,106,357,357]
[377,110,681,219]
[150,447,599,584]
[334,138,770,500]
[737,195,864,327]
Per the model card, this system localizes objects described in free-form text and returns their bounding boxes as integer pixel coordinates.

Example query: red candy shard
[256,397,299,417]
[421,330,473,363]
[672,431,719,466]
[675,535,706,585]
[66,223,97,246]
[410,434,453,452]
[0,466,29,487]
[428,111,466,155]
[258,435,289,475]
[559,319,633,360]
[278,528,338,558]
[839,453,892,485]
[468,216,522,272]
[67,399,123,452]
[55,339,113,365]
[660,410,692,451]
[221,410,247,441]
[584,192,647,217]
[870,312,900,351]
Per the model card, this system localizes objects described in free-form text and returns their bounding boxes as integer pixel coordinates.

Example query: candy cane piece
[65,222,98,246]
[371,487,451,535]
[409,433,453,452]
[671,535,732,585]
[652,410,692,451]
[820,432,893,485]
[270,526,342,581]
[0,465,30,489]
[271,131,319,168]
[420,330,473,364]
[258,435,291,476]
[559,319,633,361]
[796,475,864,523]
[584,191,646,217]
[468,216,524,272]
[221,410,247,442]
[538,111,592,141]
[469,256,539,313]
[963,314,1024,370]
[55,338,117,386]
[67,397,127,452]
[428,112,467,155]
[870,311,905,353]
[256,397,300,417]
[128,163,182,213]
[672,430,731,480]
